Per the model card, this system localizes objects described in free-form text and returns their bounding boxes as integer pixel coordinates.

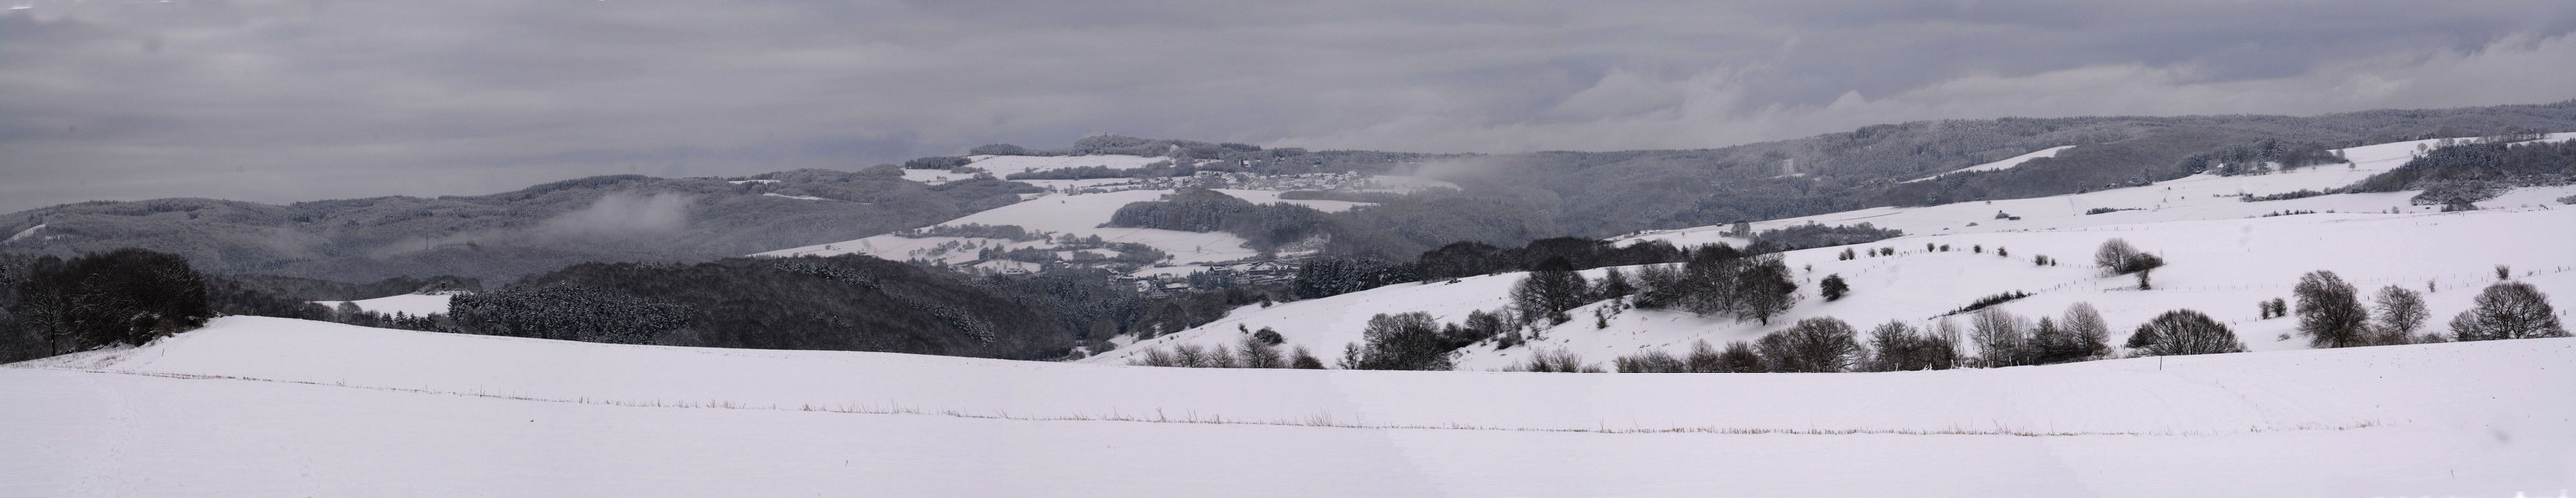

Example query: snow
[3,316,2571,495]
[2,223,40,243]
[1101,134,2576,371]
[900,154,1169,183]
[1625,134,2576,247]
[1904,145,2075,183]
[757,188,1362,266]
[760,192,830,201]
[727,179,779,185]
[313,293,453,317]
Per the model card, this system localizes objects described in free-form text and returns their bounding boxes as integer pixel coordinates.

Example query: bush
[1251,327,1284,346]
[1819,274,1849,302]
[1510,258,1591,325]
[1756,317,1861,373]
[1515,348,1602,373]
[2127,309,2245,356]
[1614,349,1689,373]
[1684,340,1727,373]
[9,249,213,355]
[1289,346,1326,369]
[1337,312,1454,370]
[1237,335,1285,368]
[2449,282,2568,341]
[1941,291,2031,317]
[1714,341,1766,373]
[2292,271,2369,348]
[2094,239,2164,276]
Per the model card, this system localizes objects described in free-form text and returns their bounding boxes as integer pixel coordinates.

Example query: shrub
[1684,340,1726,373]
[2449,282,2568,341]
[1515,349,1602,373]
[1337,312,1454,370]
[1172,344,1214,368]
[2127,309,2245,356]
[1614,350,1689,373]
[1757,317,1862,373]
[1129,348,1180,367]
[1819,274,1850,302]
[1252,327,1284,346]
[1237,335,1285,368]
[1510,258,1591,325]
[1941,291,2031,317]
[2093,239,2163,275]
[1288,346,1326,369]
[1715,341,1766,373]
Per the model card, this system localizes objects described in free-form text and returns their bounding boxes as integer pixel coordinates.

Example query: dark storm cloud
[3,0,2574,211]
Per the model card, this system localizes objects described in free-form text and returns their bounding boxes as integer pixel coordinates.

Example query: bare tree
[1237,335,1285,368]
[2094,239,2140,275]
[2293,271,2369,348]
[2449,282,2569,341]
[1758,317,1861,372]
[2370,285,2428,345]
[2060,302,2113,359]
[1968,307,2030,367]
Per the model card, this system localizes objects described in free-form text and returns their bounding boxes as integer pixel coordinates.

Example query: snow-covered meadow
[1097,135,2576,371]
[4,317,2570,495]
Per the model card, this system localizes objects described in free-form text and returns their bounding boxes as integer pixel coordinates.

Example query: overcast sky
[4,1,2576,212]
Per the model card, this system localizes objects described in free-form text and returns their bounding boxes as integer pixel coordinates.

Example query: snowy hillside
[757,188,1364,269]
[4,317,2570,495]
[1903,145,2075,183]
[312,292,454,317]
[1093,135,2576,369]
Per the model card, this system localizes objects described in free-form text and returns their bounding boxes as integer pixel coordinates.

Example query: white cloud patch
[538,192,697,240]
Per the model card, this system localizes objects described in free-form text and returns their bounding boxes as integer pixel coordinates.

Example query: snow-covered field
[759,188,1365,266]
[312,293,453,317]
[1903,145,2075,183]
[899,154,1171,184]
[1098,135,2576,370]
[4,317,2570,495]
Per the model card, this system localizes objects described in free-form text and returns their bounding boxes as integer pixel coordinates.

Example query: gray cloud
[3,0,2574,212]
